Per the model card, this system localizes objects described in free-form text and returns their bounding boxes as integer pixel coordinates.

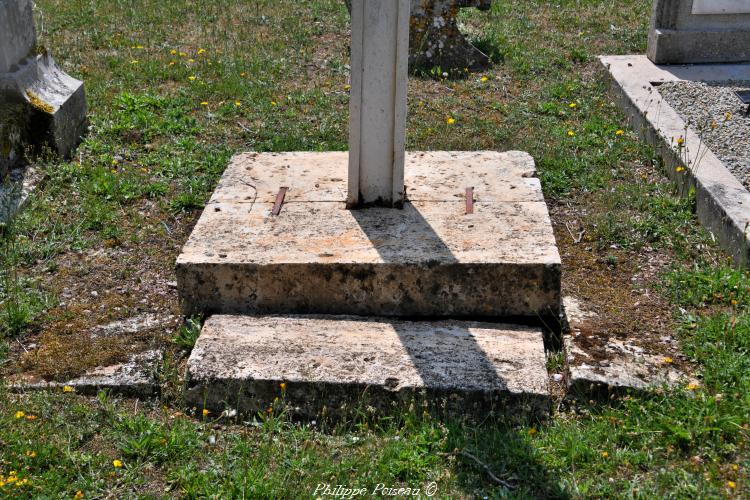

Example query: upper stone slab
[176,151,561,318]
[211,151,542,204]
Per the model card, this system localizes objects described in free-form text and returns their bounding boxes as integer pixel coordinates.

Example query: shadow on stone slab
[185,315,551,422]
[349,201,563,341]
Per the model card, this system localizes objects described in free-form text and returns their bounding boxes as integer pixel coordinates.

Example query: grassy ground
[1,0,749,497]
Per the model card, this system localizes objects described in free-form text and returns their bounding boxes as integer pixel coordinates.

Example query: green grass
[1,0,749,497]
[2,307,748,498]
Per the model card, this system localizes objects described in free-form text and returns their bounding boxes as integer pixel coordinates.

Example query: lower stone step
[185,315,550,419]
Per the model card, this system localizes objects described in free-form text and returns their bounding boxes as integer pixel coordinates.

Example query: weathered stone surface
[648,0,750,64]
[0,0,87,179]
[9,350,162,397]
[600,55,750,267]
[211,151,540,204]
[186,315,550,419]
[176,151,561,319]
[345,0,492,72]
[563,296,693,397]
[88,313,178,339]
[0,162,39,223]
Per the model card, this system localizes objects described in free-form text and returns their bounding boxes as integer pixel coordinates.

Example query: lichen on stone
[25,89,54,114]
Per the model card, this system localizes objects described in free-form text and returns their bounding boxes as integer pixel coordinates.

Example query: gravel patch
[658,80,750,190]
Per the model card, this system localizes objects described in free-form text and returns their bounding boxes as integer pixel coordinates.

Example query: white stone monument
[347,0,408,207]
[648,0,750,64]
[0,0,87,179]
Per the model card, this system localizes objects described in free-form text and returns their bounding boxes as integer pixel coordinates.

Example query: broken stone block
[9,350,163,397]
[562,296,694,398]
[0,0,87,180]
[345,0,492,73]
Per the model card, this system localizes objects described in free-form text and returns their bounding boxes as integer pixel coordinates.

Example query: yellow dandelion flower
[200,101,208,106]
[271,101,277,106]
[25,450,36,457]
[344,84,351,91]
[528,427,537,436]
[136,45,144,49]
[74,491,85,499]
[567,130,575,137]
[663,356,673,364]
[601,451,609,458]
[732,299,738,305]
[569,102,577,108]
[240,72,247,77]
[202,408,210,416]
[728,481,736,489]
[130,60,139,64]
[615,130,624,136]
[234,100,242,107]
[188,76,196,81]
[480,76,488,82]
[14,411,24,419]
[63,385,74,393]
[725,112,732,121]
[280,382,287,390]
[198,48,206,55]
[687,383,699,390]
[179,51,187,57]
[446,117,456,125]
[188,58,195,63]
[112,459,123,468]
[732,464,740,471]
[676,166,685,173]
[170,49,177,55]
[676,137,684,146]
[168,61,176,66]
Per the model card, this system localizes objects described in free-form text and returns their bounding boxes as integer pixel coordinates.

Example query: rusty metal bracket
[465,187,474,215]
[271,187,289,216]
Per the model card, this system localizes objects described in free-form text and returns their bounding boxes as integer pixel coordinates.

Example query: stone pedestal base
[177,150,560,418]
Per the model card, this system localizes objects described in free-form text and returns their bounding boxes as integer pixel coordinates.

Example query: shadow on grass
[444,418,569,498]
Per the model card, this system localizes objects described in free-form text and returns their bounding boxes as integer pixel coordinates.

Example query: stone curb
[600,55,750,267]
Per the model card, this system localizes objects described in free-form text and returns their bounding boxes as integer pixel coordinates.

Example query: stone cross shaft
[347,0,409,208]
